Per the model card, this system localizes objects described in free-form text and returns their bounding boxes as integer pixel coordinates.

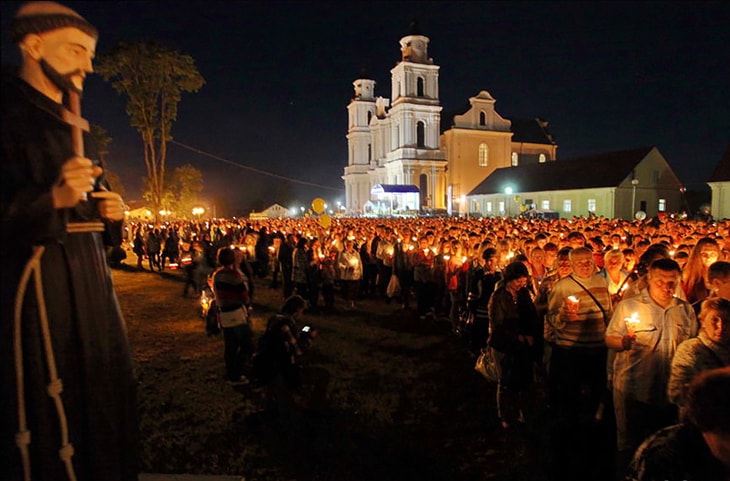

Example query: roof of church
[440,112,556,145]
[708,144,730,182]
[468,146,657,195]
[507,117,557,145]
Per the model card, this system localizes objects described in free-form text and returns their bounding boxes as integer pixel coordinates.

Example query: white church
[342,22,557,216]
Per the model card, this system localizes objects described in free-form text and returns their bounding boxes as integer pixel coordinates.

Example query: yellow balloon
[311,198,326,214]
[318,214,332,228]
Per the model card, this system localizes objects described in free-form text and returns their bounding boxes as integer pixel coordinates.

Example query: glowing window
[587,199,596,212]
[541,200,550,210]
[539,153,547,163]
[486,201,492,213]
[563,199,572,212]
[478,143,488,167]
[511,152,518,166]
[658,199,666,212]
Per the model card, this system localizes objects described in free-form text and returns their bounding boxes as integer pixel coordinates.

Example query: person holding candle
[546,246,611,423]
[606,258,698,476]
[375,226,396,302]
[336,239,362,310]
[446,240,469,335]
[413,235,437,319]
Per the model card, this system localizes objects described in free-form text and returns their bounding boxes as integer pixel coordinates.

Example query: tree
[167,164,204,219]
[95,41,205,219]
[88,123,126,199]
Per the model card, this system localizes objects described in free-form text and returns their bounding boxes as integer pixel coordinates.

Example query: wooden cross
[60,91,89,157]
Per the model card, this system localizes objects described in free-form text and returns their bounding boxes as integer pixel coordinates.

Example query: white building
[707,146,730,220]
[342,23,447,216]
[466,146,685,220]
[342,24,555,216]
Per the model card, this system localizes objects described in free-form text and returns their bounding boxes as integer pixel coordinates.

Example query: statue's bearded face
[36,27,96,93]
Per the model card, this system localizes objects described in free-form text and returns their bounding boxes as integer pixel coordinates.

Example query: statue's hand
[90,191,125,221]
[52,156,101,208]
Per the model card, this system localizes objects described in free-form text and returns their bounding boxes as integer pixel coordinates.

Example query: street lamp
[504,186,513,217]
[631,179,639,219]
[192,206,205,220]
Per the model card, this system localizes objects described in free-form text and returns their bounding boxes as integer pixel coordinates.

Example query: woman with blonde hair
[682,237,721,312]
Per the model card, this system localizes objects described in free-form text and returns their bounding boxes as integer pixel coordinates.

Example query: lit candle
[624,312,640,336]
[443,255,451,261]
[566,295,580,314]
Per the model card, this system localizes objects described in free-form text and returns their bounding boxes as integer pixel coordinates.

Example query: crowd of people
[123,213,730,480]
[3,1,725,479]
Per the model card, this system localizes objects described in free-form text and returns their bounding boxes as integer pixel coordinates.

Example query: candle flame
[624,312,640,324]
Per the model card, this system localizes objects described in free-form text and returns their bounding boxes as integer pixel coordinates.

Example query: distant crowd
[122,213,730,481]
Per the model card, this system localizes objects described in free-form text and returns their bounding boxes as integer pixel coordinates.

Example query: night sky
[2,1,729,214]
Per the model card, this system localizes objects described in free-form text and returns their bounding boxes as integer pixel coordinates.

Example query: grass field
[114,263,564,481]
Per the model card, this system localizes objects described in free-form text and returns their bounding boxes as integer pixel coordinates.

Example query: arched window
[478,143,488,167]
[417,121,425,148]
[417,77,425,97]
[479,111,487,126]
[539,153,546,163]
[419,174,428,207]
[511,152,519,167]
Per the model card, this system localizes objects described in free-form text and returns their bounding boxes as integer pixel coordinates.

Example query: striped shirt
[547,273,611,348]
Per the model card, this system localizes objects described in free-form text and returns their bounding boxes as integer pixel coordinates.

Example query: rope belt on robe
[13,90,91,481]
[14,246,79,481]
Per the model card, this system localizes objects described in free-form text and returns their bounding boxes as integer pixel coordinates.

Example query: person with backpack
[213,247,254,386]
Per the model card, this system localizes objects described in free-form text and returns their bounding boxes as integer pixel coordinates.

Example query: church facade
[342,25,556,216]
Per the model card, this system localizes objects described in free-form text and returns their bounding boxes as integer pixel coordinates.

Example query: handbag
[386,273,401,298]
[474,347,500,383]
[218,306,248,328]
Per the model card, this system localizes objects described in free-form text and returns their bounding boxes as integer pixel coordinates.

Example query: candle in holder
[624,312,640,336]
